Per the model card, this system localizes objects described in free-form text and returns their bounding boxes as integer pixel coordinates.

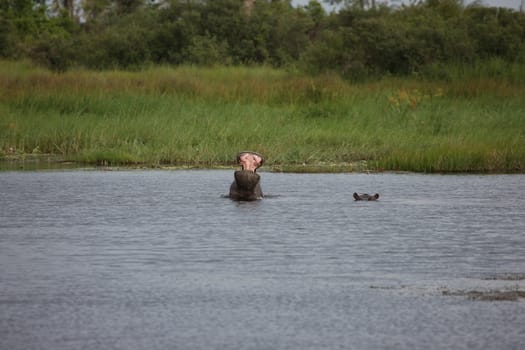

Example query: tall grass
[1,60,524,172]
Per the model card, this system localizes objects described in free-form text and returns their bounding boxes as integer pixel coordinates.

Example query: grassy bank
[1,60,524,172]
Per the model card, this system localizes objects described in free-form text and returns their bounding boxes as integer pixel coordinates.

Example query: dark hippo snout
[229,151,264,201]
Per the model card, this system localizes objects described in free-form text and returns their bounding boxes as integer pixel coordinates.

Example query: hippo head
[229,151,264,201]
[353,192,380,201]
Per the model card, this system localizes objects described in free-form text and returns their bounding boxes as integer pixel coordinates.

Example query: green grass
[1,60,524,172]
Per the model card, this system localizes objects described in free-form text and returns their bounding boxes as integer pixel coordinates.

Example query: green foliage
[184,34,230,66]
[2,0,525,78]
[0,13,10,57]
[464,6,525,61]
[0,0,76,65]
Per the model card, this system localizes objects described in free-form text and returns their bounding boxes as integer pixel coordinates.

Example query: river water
[1,169,524,350]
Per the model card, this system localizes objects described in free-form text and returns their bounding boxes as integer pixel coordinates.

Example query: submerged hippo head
[229,151,264,201]
[353,192,379,201]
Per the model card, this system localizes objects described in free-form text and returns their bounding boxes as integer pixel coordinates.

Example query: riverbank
[0,153,374,173]
[1,61,524,173]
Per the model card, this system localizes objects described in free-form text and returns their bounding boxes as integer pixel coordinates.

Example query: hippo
[229,151,264,201]
[353,192,380,201]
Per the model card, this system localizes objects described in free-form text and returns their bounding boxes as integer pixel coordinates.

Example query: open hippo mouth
[229,151,264,201]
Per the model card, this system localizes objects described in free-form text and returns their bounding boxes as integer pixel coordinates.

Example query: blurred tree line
[1,0,524,78]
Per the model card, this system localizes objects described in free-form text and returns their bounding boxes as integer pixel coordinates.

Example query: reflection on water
[1,170,524,350]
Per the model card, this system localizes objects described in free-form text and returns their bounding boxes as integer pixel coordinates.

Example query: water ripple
[1,170,524,350]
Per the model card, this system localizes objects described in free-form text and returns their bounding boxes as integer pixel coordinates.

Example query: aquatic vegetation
[1,61,524,172]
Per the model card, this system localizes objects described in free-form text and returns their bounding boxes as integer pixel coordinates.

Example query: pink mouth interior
[239,153,263,171]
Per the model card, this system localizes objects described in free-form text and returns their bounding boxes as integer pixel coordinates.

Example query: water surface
[1,170,524,350]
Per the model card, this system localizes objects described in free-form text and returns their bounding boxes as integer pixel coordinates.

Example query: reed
[1,60,524,172]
